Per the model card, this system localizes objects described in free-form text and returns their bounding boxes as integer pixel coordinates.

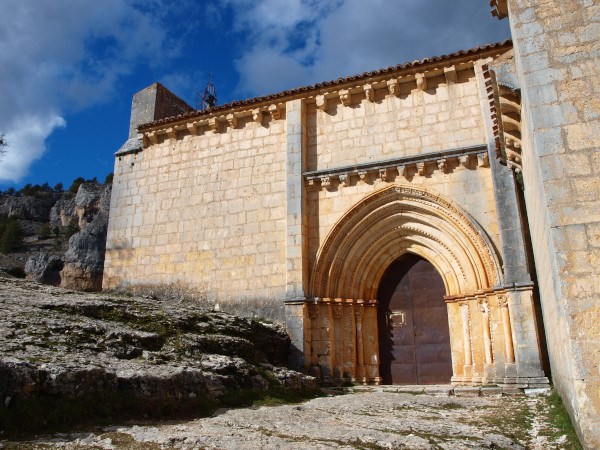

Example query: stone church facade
[104,1,599,447]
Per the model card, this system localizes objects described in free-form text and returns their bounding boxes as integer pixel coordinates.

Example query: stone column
[459,301,473,381]
[283,99,309,370]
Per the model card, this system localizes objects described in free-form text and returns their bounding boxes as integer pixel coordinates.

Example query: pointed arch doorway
[377,253,453,385]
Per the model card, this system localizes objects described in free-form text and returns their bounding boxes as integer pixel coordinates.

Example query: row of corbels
[144,104,285,143]
[315,65,460,110]
[143,64,468,144]
[306,152,489,190]
[504,136,522,173]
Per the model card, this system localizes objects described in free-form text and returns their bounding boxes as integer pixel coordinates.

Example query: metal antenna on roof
[196,73,217,111]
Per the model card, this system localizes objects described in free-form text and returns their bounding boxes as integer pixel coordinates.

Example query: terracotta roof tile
[139,40,512,130]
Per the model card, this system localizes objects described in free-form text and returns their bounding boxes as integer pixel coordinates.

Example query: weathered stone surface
[24,253,63,285]
[60,184,112,291]
[49,194,76,226]
[0,193,60,222]
[18,390,578,449]
[499,1,600,447]
[0,277,316,434]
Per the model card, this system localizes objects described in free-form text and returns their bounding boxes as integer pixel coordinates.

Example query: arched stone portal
[302,184,541,385]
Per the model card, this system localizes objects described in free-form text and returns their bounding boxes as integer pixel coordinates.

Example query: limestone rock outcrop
[21,182,112,291]
[49,195,76,226]
[0,193,60,222]
[23,253,63,286]
[0,277,318,435]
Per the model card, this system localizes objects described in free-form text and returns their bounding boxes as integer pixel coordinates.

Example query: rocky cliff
[0,276,318,436]
[59,182,111,290]
[0,181,111,291]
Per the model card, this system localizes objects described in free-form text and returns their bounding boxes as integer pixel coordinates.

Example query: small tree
[39,222,52,239]
[53,236,62,250]
[104,173,114,184]
[0,219,22,253]
[69,177,85,193]
[65,217,80,239]
[53,182,63,192]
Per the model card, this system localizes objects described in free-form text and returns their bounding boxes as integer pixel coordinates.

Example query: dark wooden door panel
[378,254,452,385]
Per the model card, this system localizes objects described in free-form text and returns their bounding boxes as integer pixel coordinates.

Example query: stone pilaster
[284,99,309,368]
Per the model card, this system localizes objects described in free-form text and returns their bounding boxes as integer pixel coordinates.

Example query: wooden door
[377,254,452,385]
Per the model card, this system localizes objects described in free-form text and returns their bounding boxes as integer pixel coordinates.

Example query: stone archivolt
[310,184,502,300]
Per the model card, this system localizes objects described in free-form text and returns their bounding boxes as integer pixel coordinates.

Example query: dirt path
[5,386,576,449]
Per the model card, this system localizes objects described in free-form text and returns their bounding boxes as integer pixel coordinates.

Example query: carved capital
[354,306,364,319]
[339,90,352,107]
[332,304,343,319]
[320,176,331,189]
[478,298,489,314]
[358,171,368,183]
[459,154,470,168]
[416,162,426,176]
[316,95,327,111]
[306,179,318,190]
[268,104,280,120]
[307,304,319,319]
[397,165,407,178]
[497,294,509,308]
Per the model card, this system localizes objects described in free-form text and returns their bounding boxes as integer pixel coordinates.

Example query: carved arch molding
[310,184,502,300]
[303,185,517,385]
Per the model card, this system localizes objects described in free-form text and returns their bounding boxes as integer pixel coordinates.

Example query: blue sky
[0,0,510,190]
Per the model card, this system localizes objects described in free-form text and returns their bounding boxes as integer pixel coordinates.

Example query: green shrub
[0,219,22,253]
[65,217,80,239]
[104,173,114,184]
[53,236,63,250]
[39,223,51,239]
[68,177,85,193]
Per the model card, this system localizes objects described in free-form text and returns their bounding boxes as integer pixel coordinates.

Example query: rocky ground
[2,386,580,449]
[0,276,318,439]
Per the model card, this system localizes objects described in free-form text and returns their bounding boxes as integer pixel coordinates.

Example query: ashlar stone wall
[500,0,600,447]
[104,113,289,320]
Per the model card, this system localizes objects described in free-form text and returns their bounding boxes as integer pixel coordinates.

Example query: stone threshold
[327,384,551,397]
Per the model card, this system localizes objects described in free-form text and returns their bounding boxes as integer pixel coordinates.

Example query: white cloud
[0,115,66,182]
[0,0,174,183]
[223,0,511,98]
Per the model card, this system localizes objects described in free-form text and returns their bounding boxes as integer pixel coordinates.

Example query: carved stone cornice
[304,145,488,190]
